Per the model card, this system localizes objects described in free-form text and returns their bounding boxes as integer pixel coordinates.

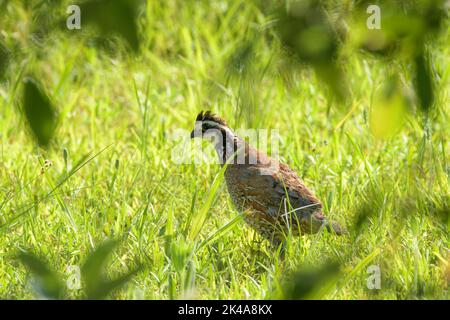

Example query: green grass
[0,0,448,299]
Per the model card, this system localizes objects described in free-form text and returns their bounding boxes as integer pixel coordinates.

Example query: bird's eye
[202,123,212,131]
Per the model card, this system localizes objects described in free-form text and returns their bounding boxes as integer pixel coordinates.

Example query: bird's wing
[235,161,322,218]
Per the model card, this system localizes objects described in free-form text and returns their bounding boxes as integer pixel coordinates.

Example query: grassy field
[0,0,448,299]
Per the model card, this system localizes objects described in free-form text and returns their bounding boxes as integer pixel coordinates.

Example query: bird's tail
[323,219,347,235]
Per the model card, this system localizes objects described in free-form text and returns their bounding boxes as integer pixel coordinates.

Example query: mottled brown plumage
[191,111,345,245]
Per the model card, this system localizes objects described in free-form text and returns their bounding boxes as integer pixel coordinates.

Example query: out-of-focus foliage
[370,76,410,138]
[1,0,447,138]
[17,240,141,299]
[17,251,65,299]
[281,261,340,299]
[276,1,348,101]
[414,50,435,113]
[246,0,447,113]
[0,41,10,81]
[350,0,445,114]
[81,239,142,300]
[80,0,141,53]
[8,0,141,54]
[22,77,57,147]
[353,0,446,57]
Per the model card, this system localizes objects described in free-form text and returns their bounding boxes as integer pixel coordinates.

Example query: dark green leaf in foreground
[0,41,10,80]
[82,240,118,289]
[414,51,435,113]
[81,0,140,52]
[277,2,338,65]
[17,251,64,299]
[22,78,57,147]
[282,262,340,299]
[81,239,142,299]
[356,1,446,58]
[276,1,348,101]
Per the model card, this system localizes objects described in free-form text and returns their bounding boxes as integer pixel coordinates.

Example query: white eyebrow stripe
[200,120,222,127]
[198,120,235,137]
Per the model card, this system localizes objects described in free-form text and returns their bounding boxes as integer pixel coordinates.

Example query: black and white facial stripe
[191,119,237,163]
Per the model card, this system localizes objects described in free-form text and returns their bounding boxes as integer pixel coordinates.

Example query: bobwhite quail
[190,111,345,245]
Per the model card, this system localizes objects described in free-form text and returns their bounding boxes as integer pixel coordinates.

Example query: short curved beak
[190,130,195,139]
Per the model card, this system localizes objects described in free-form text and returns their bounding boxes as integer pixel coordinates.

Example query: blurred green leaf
[93,267,142,299]
[276,1,348,101]
[277,2,338,64]
[17,251,64,299]
[414,50,435,112]
[81,0,140,52]
[22,78,57,147]
[358,28,399,57]
[0,41,10,80]
[81,240,117,296]
[82,239,142,299]
[421,0,446,32]
[281,262,340,299]
[356,1,446,58]
[370,75,409,138]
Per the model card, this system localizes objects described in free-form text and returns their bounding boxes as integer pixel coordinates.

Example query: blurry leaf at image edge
[81,0,140,52]
[17,251,64,299]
